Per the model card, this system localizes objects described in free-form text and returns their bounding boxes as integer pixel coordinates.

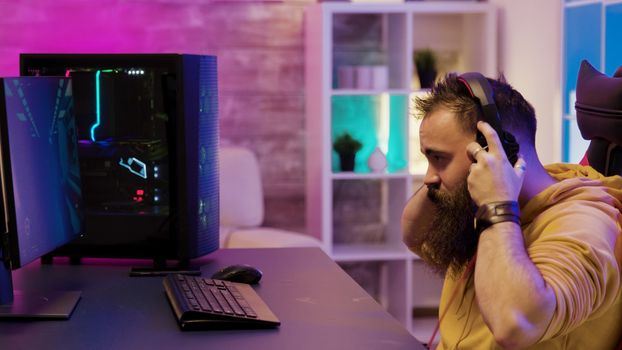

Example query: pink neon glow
[65,70,71,77]
[0,3,211,76]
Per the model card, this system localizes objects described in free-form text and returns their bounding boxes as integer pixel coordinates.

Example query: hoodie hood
[521,163,622,226]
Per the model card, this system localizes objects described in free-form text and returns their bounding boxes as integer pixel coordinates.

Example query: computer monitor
[19,54,220,272]
[0,76,84,318]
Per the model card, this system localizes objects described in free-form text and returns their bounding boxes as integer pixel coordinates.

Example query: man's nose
[423,169,440,187]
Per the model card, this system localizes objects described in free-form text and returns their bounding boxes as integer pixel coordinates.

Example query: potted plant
[413,48,438,89]
[333,133,362,172]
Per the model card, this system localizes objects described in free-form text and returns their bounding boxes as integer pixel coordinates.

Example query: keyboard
[163,274,280,330]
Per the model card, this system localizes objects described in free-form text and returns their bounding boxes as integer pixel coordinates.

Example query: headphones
[457,72,520,165]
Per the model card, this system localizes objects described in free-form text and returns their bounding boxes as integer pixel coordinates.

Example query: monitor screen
[0,76,83,268]
[0,76,84,318]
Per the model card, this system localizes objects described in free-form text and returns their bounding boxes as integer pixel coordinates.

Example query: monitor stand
[128,258,201,277]
[0,290,81,319]
[0,261,81,319]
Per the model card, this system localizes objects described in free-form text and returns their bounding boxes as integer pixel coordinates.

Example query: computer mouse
[211,264,263,284]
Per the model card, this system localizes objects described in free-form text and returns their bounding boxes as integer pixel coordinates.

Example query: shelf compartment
[331,178,411,256]
[411,9,496,87]
[332,12,408,90]
[331,94,409,173]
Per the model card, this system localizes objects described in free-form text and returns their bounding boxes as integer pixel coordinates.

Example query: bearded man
[402,73,622,349]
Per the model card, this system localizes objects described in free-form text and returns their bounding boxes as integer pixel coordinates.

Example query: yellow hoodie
[436,164,622,349]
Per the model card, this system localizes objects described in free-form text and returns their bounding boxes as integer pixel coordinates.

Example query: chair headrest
[575,60,622,145]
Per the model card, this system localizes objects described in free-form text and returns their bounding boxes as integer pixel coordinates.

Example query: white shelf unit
[304,1,497,333]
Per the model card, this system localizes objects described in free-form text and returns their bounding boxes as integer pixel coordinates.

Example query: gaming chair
[575,60,622,176]
[575,60,622,350]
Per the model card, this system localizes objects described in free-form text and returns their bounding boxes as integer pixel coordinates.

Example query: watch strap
[475,201,520,233]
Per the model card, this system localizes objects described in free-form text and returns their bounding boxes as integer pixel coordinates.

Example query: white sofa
[219,146,321,249]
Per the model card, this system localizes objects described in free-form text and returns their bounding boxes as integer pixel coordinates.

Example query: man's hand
[466,121,527,206]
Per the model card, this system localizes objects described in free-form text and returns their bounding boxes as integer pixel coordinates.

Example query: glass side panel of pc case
[26,65,172,217]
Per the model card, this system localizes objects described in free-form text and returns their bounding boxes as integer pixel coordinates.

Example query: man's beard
[415,180,479,277]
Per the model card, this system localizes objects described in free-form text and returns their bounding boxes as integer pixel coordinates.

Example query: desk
[0,247,425,350]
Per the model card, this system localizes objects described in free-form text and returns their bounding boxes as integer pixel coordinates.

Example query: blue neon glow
[90,70,101,141]
[331,94,408,173]
[119,157,148,179]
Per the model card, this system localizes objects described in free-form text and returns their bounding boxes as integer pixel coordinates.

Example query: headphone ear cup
[501,131,520,165]
[475,130,519,165]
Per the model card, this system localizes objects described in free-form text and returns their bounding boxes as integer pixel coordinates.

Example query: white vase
[367,147,387,173]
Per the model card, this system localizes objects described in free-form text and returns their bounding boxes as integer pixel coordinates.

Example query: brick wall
[0,0,313,233]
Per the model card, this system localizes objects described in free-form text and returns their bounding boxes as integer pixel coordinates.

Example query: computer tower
[20,54,219,264]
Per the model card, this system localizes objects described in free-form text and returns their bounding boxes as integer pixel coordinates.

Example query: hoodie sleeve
[525,193,621,340]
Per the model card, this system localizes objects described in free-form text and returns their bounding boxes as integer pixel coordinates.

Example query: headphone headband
[457,72,503,133]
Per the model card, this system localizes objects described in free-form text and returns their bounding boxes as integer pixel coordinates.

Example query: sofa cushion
[222,227,321,249]
[219,146,264,228]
